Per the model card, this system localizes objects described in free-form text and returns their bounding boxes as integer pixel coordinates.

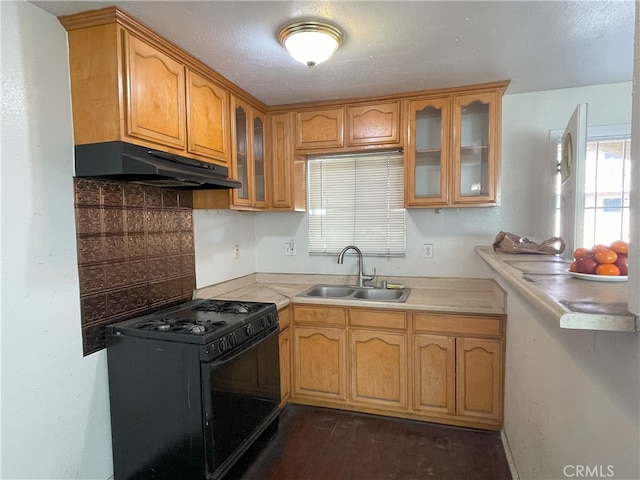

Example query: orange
[591,244,609,253]
[573,247,591,260]
[594,248,618,264]
[569,261,577,272]
[609,240,629,255]
[596,263,620,276]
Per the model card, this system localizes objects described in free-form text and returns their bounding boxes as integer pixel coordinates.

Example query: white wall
[194,209,257,287]
[1,2,112,479]
[248,82,632,281]
[500,281,639,479]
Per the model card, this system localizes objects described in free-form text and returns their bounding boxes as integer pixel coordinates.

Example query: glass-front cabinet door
[252,112,268,208]
[406,97,450,206]
[451,91,498,205]
[231,96,253,207]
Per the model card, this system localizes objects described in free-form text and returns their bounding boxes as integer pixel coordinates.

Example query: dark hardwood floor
[226,404,513,480]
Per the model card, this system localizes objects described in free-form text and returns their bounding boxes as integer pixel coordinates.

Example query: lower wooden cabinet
[278,306,291,406]
[413,334,455,414]
[293,326,347,401]
[349,329,407,409]
[289,304,505,430]
[455,337,502,421]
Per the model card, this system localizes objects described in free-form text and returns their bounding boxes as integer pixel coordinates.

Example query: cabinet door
[279,328,291,406]
[186,69,230,164]
[296,108,344,149]
[347,102,400,147]
[230,96,253,207]
[124,32,186,149]
[405,97,450,207]
[413,334,455,414]
[455,337,502,421]
[350,330,407,409]
[293,327,347,401]
[252,110,268,208]
[269,112,294,209]
[451,91,499,205]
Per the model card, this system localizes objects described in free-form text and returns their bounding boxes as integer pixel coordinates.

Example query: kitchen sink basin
[353,288,406,301]
[298,284,411,303]
[302,285,356,297]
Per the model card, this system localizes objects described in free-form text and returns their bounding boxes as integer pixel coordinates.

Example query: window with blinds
[307,152,406,256]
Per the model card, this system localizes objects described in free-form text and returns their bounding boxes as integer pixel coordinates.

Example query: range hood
[74,141,242,190]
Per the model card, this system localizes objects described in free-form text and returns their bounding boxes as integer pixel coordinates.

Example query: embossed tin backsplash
[75,179,195,355]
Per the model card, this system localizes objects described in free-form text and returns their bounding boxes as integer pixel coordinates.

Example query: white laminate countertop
[194,273,506,316]
[475,246,638,332]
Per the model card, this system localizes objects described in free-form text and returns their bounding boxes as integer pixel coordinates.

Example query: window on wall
[307,152,406,256]
[552,126,631,246]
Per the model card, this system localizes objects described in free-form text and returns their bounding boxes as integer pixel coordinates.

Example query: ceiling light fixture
[279,21,343,67]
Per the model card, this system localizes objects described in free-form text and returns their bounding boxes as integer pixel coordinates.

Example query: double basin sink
[298,284,411,303]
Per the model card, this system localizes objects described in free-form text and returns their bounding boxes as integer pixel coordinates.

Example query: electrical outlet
[233,244,240,259]
[423,243,433,259]
[284,240,297,256]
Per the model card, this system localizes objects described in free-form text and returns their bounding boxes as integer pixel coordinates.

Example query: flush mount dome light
[279,21,343,67]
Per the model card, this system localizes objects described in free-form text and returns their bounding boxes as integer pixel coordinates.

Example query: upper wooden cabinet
[347,102,401,147]
[124,32,186,149]
[186,69,230,162]
[269,112,306,211]
[405,83,507,208]
[296,108,345,150]
[61,7,240,168]
[294,102,402,153]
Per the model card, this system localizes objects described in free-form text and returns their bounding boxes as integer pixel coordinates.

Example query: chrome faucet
[337,245,376,287]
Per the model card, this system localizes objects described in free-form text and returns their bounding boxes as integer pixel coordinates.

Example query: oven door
[202,325,281,479]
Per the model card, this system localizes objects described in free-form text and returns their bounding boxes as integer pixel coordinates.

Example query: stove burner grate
[135,317,227,335]
[193,300,263,315]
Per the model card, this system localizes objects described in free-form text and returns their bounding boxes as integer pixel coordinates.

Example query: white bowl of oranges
[569,240,629,281]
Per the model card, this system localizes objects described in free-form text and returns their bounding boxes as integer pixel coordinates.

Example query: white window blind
[308,152,406,256]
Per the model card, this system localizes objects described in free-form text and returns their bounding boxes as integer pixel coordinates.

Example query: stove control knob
[228,333,237,346]
[218,338,228,353]
[246,324,255,336]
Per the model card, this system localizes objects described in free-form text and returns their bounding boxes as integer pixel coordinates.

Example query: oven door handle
[207,325,279,370]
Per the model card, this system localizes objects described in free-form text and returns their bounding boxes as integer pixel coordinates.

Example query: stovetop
[106,299,278,346]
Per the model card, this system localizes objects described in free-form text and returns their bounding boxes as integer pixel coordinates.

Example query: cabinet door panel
[350,330,407,408]
[413,335,455,414]
[451,91,499,205]
[455,337,502,420]
[405,97,450,206]
[124,33,185,148]
[231,96,252,206]
[270,112,294,209]
[186,69,229,163]
[293,327,347,400]
[348,103,400,146]
[296,109,344,149]
[252,111,267,207]
[279,328,291,406]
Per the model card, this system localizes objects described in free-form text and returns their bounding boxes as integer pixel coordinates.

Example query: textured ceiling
[31,1,635,106]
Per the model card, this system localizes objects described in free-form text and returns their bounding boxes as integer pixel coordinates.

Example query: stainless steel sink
[298,284,411,303]
[301,285,356,297]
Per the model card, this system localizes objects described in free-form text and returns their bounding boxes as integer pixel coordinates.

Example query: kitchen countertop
[475,246,637,332]
[195,273,506,316]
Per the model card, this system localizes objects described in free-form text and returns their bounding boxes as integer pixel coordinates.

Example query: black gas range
[105,298,281,480]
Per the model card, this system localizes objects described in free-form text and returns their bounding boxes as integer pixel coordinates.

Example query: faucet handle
[363,268,376,284]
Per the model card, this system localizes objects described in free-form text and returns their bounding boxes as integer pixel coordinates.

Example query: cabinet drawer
[349,308,407,330]
[413,314,502,338]
[278,305,291,330]
[294,305,346,326]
